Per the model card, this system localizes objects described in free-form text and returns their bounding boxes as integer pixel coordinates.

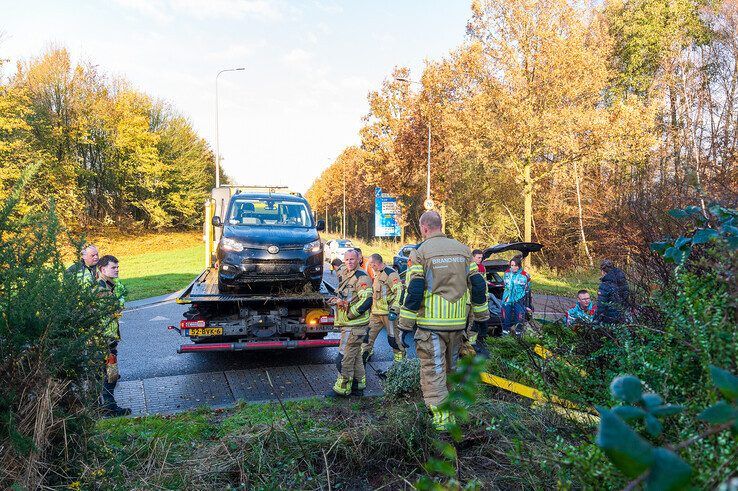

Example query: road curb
[125,290,183,310]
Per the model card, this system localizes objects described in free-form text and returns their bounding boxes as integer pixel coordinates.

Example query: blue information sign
[374,187,401,237]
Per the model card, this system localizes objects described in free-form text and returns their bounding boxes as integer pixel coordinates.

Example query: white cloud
[282,48,313,66]
[113,0,284,22]
[210,40,268,61]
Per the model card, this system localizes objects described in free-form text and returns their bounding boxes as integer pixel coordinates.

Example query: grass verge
[66,230,204,302]
[76,388,590,490]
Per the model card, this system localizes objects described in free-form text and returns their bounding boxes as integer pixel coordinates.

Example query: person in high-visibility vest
[327,249,373,397]
[399,211,489,430]
[361,253,404,363]
[96,255,131,417]
[65,244,99,287]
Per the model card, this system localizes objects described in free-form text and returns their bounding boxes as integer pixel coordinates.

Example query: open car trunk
[481,242,543,331]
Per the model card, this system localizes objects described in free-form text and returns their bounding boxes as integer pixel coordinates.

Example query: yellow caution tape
[533,344,588,377]
[480,372,598,424]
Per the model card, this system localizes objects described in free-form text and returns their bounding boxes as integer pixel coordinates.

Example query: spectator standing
[501,255,530,334]
[594,260,629,324]
[65,244,99,287]
[96,255,131,416]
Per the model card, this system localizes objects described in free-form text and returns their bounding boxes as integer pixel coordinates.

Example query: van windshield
[227,198,313,227]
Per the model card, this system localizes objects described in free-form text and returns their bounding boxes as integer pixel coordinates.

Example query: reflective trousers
[335,325,367,394]
[414,328,464,407]
[362,314,402,357]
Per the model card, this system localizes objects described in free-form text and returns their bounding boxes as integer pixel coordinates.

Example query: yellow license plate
[189,327,223,337]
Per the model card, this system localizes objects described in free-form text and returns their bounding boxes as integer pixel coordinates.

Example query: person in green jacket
[97,255,131,417]
[65,244,99,287]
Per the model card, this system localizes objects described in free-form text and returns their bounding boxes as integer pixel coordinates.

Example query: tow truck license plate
[189,327,223,337]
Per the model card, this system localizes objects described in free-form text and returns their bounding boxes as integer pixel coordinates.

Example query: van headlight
[303,240,322,253]
[221,237,244,252]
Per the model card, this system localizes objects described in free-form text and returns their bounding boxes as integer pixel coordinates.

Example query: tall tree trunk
[523,158,533,267]
[574,161,594,267]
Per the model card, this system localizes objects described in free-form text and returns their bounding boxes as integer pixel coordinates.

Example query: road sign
[424,198,434,210]
[374,187,401,237]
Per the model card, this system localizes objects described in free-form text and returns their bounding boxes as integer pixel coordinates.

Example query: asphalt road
[117,269,397,382]
[115,269,573,415]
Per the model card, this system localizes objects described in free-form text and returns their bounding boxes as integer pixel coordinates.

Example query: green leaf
[645,414,663,437]
[611,376,643,403]
[663,246,687,264]
[650,405,684,417]
[425,457,456,477]
[646,448,692,491]
[668,208,689,219]
[710,366,738,402]
[691,229,719,245]
[722,225,738,236]
[674,236,691,249]
[613,405,647,421]
[642,393,663,408]
[649,242,670,253]
[698,401,737,424]
[727,237,738,251]
[684,205,702,215]
[596,407,654,477]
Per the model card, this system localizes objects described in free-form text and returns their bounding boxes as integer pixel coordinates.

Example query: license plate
[189,327,223,337]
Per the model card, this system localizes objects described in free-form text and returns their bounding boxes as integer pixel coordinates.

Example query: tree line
[0,47,216,230]
[306,0,738,268]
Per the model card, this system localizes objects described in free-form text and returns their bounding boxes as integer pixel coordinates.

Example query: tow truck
[169,186,338,354]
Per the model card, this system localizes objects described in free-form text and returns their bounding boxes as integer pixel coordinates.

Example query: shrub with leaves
[597,367,738,490]
[383,357,421,398]
[0,167,117,488]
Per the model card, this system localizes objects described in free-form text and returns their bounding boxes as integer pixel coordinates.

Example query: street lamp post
[395,77,432,206]
[215,67,245,188]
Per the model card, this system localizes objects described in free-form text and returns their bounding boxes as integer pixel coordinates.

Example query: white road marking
[149,315,170,322]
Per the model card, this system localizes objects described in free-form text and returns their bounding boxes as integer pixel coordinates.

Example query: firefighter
[361,253,404,363]
[399,211,489,430]
[96,255,131,416]
[355,247,375,281]
[65,244,99,287]
[327,249,373,397]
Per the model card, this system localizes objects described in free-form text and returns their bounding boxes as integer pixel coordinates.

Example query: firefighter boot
[101,382,131,417]
[351,376,366,397]
[472,321,490,359]
[429,405,456,432]
[326,376,352,398]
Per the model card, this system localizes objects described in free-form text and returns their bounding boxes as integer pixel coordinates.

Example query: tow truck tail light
[319,316,334,325]
[180,320,206,329]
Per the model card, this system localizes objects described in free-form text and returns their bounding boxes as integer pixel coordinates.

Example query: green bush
[383,357,421,398]
[0,168,116,489]
[481,202,738,488]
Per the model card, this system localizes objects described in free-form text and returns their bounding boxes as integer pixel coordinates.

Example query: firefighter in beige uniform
[398,211,489,430]
[361,254,404,363]
[327,249,373,397]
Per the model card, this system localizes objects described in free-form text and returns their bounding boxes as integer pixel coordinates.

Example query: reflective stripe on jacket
[400,232,488,331]
[334,268,373,327]
[371,266,403,315]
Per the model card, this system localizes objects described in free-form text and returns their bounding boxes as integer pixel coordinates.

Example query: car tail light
[180,320,206,329]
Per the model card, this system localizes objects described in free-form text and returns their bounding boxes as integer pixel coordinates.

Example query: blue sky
[1,1,471,192]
